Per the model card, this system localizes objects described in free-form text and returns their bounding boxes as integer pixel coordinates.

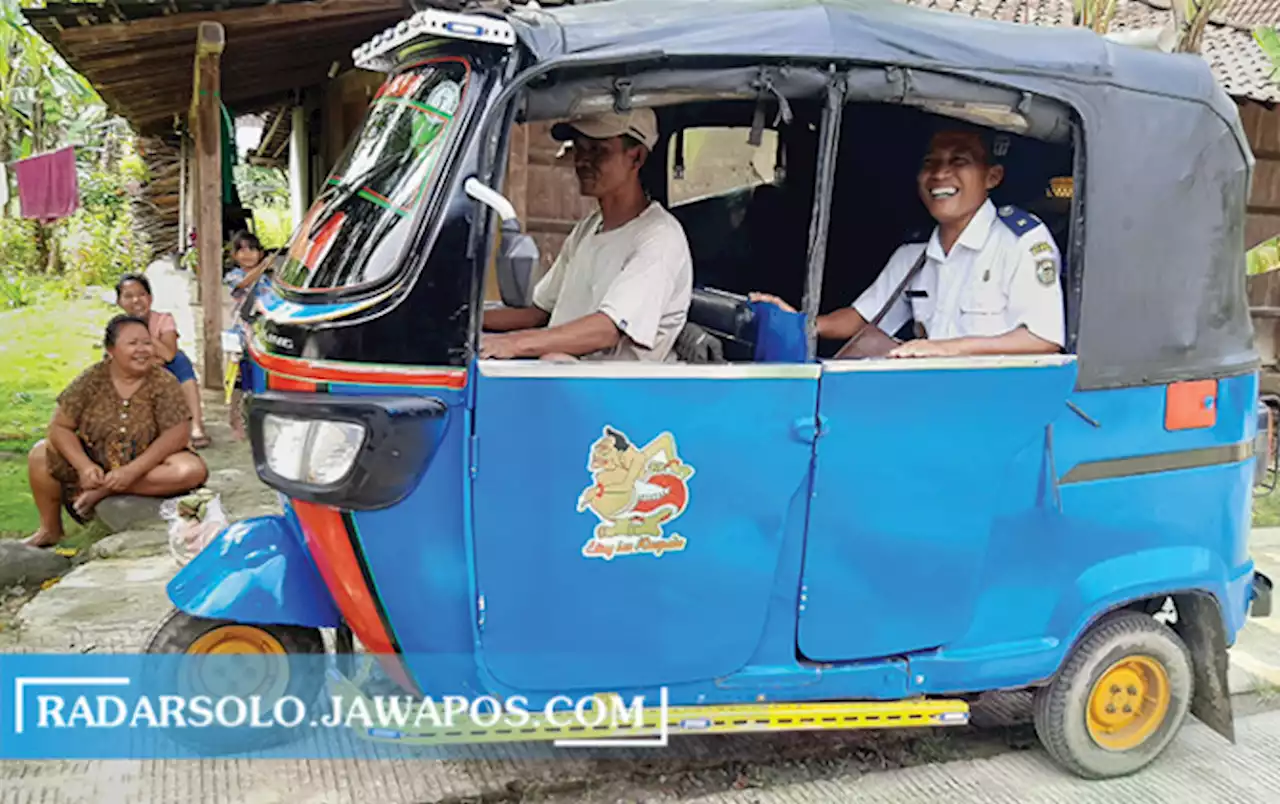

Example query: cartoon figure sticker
[576,427,694,560]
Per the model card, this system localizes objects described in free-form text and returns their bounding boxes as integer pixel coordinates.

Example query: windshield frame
[269,52,479,300]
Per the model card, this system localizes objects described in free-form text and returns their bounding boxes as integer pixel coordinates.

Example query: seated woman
[115,273,211,448]
[25,315,209,548]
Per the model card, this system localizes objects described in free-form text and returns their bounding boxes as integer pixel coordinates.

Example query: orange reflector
[1165,380,1218,430]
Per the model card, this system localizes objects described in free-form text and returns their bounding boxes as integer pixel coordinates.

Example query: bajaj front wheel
[143,609,326,755]
[1034,610,1193,779]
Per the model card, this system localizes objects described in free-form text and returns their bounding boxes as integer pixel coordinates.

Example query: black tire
[143,609,326,755]
[1033,610,1193,779]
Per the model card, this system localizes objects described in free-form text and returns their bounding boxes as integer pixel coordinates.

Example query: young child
[223,231,273,441]
[225,231,272,301]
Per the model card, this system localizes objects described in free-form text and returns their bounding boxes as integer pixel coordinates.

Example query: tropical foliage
[0,0,149,297]
[1257,25,1280,82]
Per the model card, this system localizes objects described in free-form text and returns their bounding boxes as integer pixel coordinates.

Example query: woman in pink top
[115,274,211,448]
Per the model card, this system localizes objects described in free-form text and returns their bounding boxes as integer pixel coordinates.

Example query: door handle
[792,415,828,443]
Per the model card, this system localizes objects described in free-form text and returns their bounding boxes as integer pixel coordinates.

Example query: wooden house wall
[1241,100,1280,250]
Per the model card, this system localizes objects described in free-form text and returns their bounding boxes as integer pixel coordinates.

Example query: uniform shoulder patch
[1035,257,1057,286]
[996,205,1043,238]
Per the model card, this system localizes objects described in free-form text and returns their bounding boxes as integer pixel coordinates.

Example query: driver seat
[682,287,808,363]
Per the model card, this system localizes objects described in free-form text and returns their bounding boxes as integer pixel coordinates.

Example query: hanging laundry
[14,146,79,222]
[0,163,9,209]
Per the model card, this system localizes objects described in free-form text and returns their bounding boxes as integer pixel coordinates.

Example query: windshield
[275,57,471,292]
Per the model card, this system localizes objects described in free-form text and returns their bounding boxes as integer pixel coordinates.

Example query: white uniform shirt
[531,201,693,362]
[853,200,1065,347]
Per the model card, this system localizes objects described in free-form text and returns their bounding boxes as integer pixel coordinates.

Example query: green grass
[1253,487,1280,528]
[1248,237,1280,276]
[0,292,114,539]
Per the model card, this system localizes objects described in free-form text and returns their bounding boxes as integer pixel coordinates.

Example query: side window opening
[820,103,1076,358]
[485,94,1074,367]
[662,109,821,364]
[667,127,780,207]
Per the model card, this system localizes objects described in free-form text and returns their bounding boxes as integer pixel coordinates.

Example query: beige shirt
[532,201,693,361]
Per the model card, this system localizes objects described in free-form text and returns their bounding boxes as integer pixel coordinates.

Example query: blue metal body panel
[469,368,819,692]
[180,350,1259,708]
[168,506,343,628]
[799,360,1079,661]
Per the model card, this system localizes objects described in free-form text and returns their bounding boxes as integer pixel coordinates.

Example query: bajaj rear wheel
[143,609,325,755]
[1033,610,1193,779]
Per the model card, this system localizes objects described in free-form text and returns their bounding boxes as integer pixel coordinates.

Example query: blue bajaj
[148,0,1274,779]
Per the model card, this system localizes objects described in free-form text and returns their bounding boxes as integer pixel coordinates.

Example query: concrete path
[670,709,1280,804]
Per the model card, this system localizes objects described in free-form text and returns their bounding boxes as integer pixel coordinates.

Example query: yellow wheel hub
[183,625,289,700]
[1086,656,1170,750]
[187,626,286,656]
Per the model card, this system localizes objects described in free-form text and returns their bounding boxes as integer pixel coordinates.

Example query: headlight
[262,414,366,485]
[305,421,366,485]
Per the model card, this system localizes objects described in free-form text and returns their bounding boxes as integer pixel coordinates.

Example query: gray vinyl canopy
[499,0,1257,389]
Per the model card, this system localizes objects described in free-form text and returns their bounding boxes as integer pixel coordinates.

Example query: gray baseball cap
[551,108,659,150]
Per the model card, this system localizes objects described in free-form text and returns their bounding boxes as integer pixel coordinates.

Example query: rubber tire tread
[1033,610,1193,780]
[145,609,325,656]
[143,609,326,755]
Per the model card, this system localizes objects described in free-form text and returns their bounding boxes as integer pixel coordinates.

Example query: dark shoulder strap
[835,248,928,357]
[864,248,928,331]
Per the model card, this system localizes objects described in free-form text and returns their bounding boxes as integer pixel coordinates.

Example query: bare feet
[24,529,64,548]
[72,486,111,520]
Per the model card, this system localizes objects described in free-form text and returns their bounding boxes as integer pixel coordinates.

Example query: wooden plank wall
[488,121,594,300]
[1241,100,1280,250]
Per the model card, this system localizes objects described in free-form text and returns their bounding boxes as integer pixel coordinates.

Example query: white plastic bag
[161,490,228,566]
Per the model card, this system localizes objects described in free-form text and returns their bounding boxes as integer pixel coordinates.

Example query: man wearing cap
[751,127,1065,358]
[481,108,693,362]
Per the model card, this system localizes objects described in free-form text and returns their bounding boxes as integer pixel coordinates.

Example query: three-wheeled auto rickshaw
[148,0,1274,779]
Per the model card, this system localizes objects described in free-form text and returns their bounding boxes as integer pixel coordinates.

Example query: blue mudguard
[167,511,343,629]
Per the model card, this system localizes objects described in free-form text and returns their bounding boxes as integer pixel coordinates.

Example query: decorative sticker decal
[576,427,695,560]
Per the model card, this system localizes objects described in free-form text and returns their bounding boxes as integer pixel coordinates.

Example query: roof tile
[901,0,1280,102]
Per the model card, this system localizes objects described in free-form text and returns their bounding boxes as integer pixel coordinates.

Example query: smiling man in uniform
[480,108,692,362]
[751,126,1065,358]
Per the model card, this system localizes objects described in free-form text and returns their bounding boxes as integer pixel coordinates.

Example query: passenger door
[469,361,819,692]
[798,356,1079,661]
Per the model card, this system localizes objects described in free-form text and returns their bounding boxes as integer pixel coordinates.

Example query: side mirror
[464,177,538,307]
[496,219,539,308]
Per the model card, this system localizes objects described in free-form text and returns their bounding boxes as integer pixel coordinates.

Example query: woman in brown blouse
[25,315,209,547]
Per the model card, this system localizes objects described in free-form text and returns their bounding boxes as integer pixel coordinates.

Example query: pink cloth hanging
[14,146,79,222]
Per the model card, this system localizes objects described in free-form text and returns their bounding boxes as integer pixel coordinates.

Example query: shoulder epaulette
[996,205,1042,238]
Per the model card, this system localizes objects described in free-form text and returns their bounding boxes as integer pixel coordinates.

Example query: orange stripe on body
[291,501,418,692]
[248,340,466,389]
